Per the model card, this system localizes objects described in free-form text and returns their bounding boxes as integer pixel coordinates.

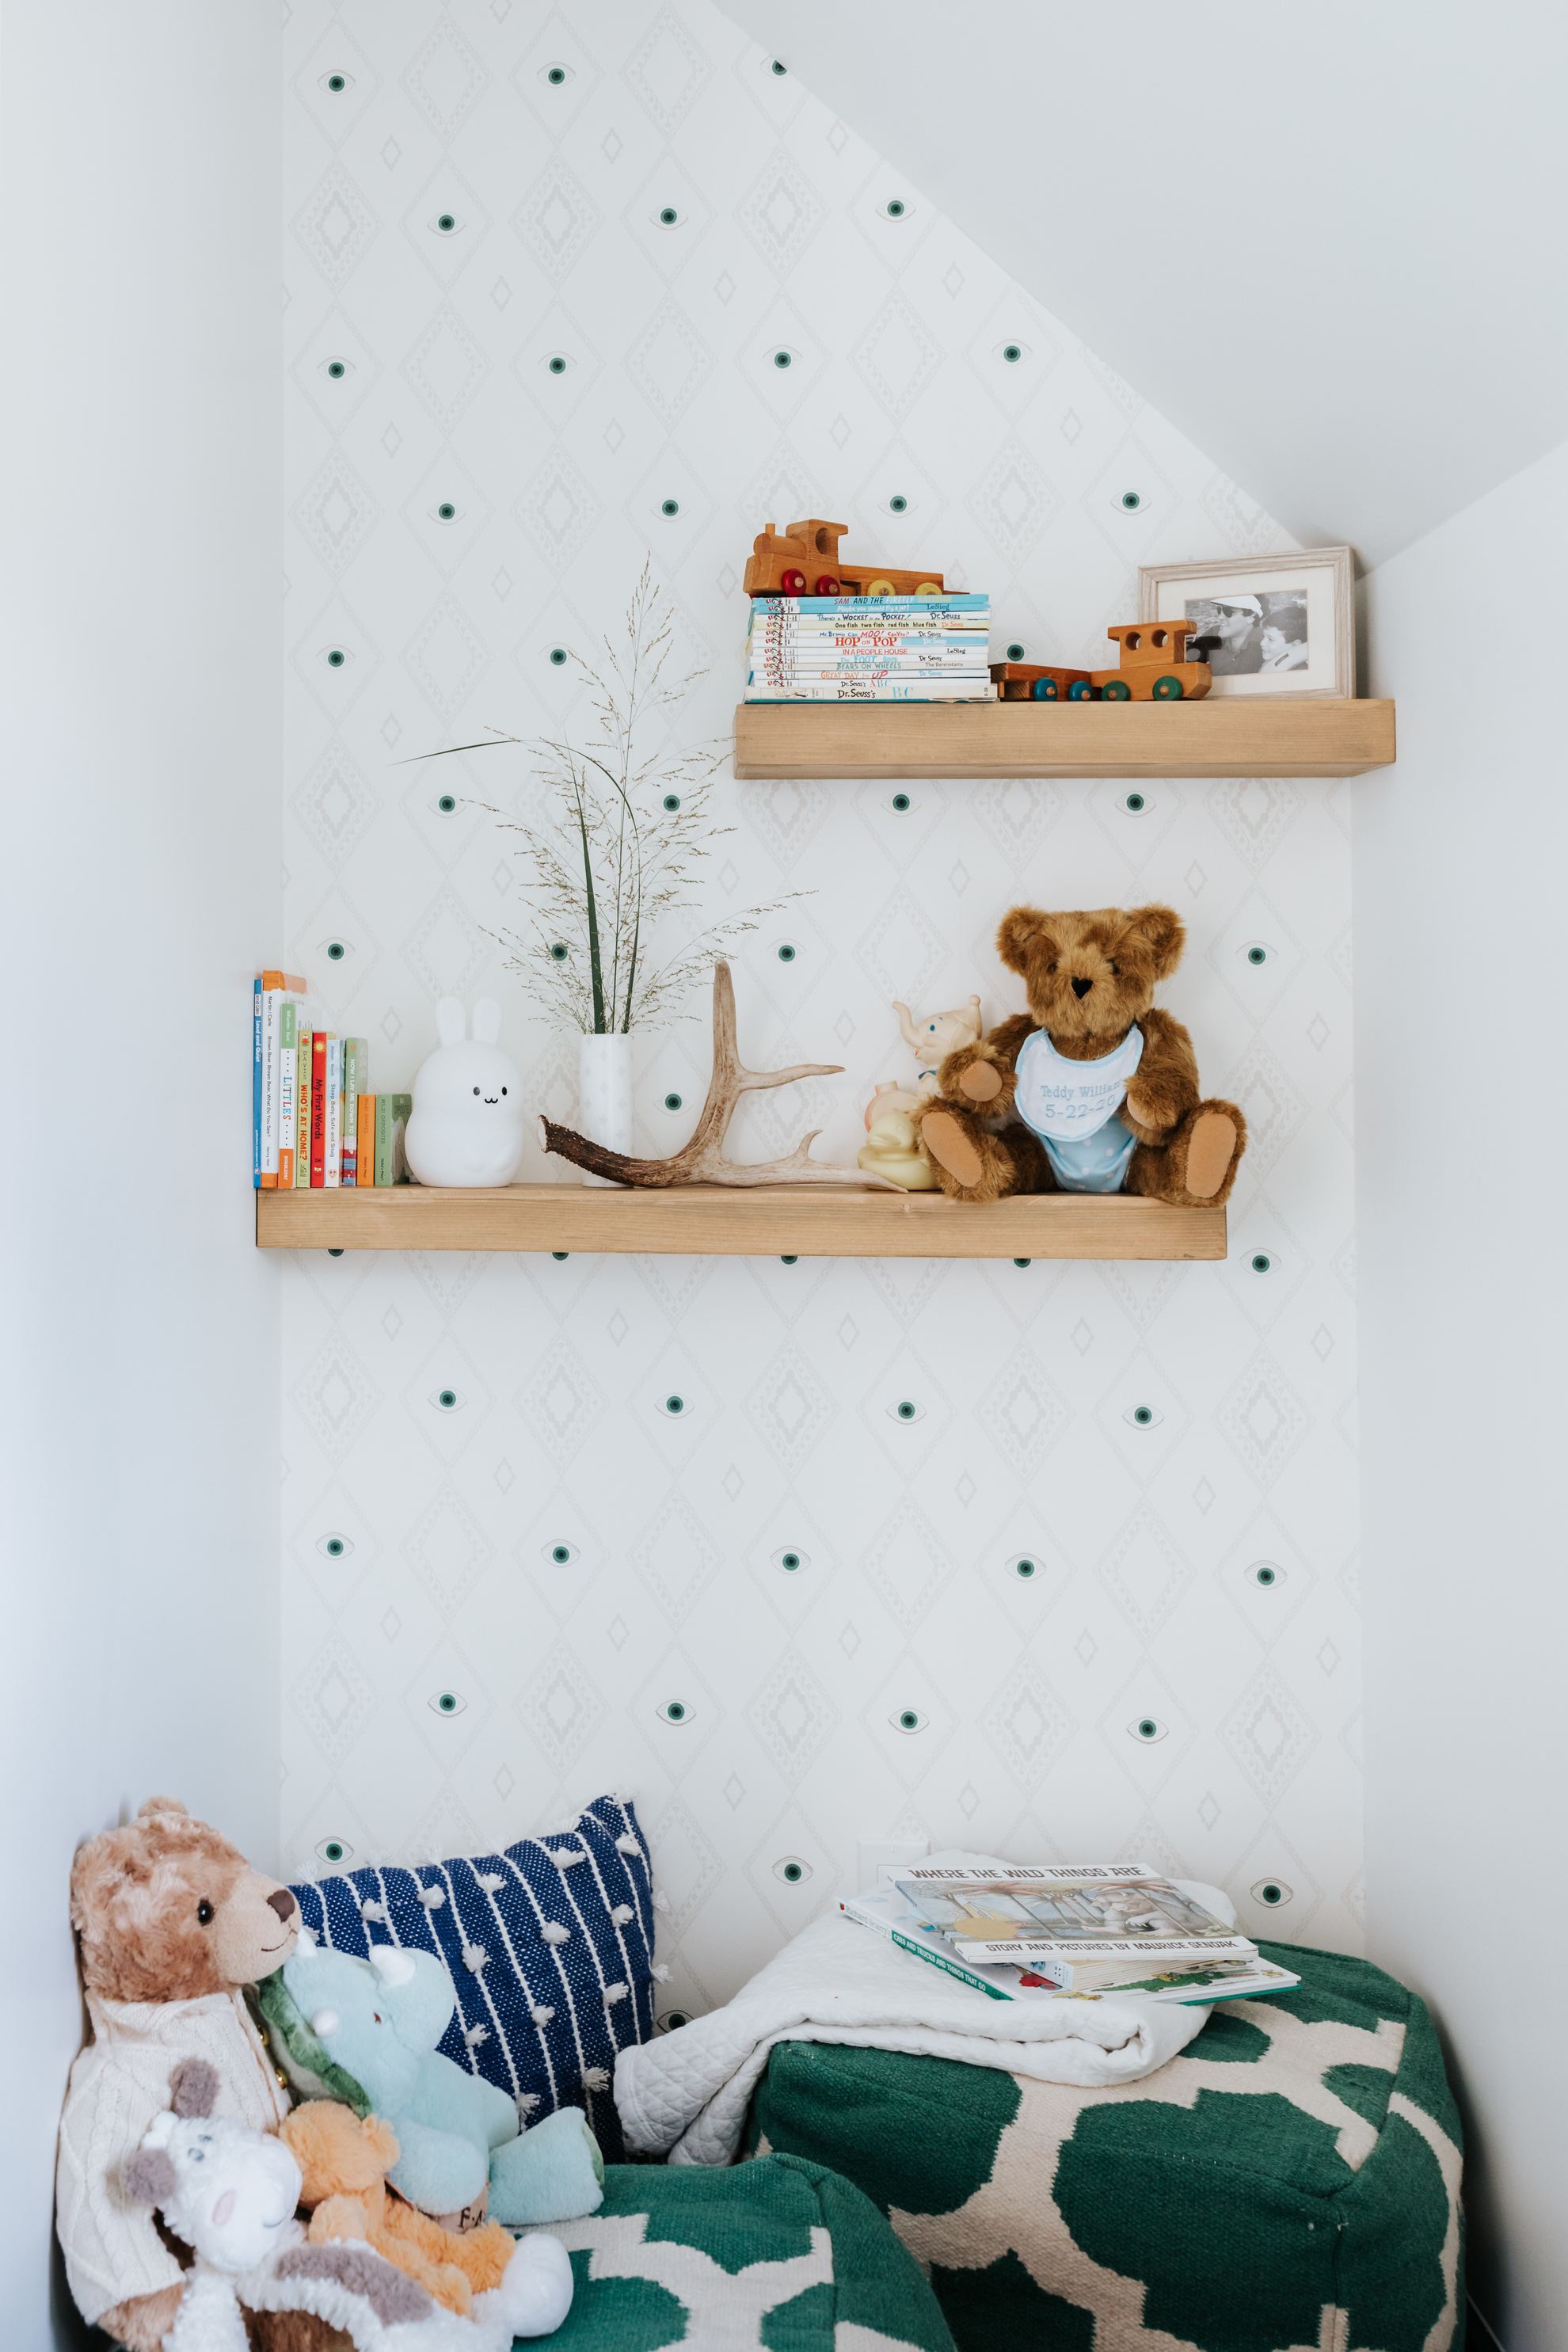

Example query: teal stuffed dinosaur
[258,1945,603,2228]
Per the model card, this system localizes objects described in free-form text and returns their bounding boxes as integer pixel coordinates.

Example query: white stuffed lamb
[124,2060,573,2350]
[405,997,527,1188]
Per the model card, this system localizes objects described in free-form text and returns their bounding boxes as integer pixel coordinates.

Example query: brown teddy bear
[918,904,1245,1205]
[57,1796,345,2352]
[280,2102,515,2316]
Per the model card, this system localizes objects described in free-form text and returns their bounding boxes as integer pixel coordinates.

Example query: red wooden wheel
[780,569,807,595]
[815,574,839,595]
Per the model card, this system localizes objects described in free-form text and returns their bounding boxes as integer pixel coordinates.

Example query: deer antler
[539,961,900,1189]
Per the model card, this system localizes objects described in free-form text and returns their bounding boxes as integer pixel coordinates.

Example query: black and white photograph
[1186,588,1311,676]
[1140,547,1354,697]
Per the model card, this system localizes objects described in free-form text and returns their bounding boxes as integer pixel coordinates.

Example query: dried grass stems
[416,567,801,1033]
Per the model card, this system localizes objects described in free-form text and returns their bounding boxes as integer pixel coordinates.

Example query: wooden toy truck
[744,518,946,599]
[989,622,1216,703]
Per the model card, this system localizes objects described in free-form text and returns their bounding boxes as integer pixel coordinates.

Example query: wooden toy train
[744,517,946,599]
[990,622,1217,702]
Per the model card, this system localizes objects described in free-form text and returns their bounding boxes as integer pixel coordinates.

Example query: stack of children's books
[252,969,410,1189]
[744,593,995,701]
[842,1864,1300,2004]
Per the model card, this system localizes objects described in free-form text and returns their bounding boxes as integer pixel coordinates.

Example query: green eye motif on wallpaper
[881,197,908,219]
[548,645,569,666]
[889,494,910,514]
[1248,1561,1284,1589]
[545,353,569,375]
[772,1547,808,1574]
[542,63,571,86]
[322,646,350,668]
[660,498,680,517]
[660,1394,687,1417]
[999,341,1026,363]
[1250,1252,1273,1274]
[660,2008,691,2030]
[321,357,352,380]
[657,1700,691,1726]
[656,207,680,228]
[1130,1716,1168,1743]
[432,1388,463,1412]
[435,793,458,816]
[1010,1555,1039,1581]
[316,1837,352,1865]
[429,1690,466,1716]
[320,72,352,93]
[771,348,795,370]
[1120,489,1144,512]
[890,793,911,813]
[775,942,797,962]
[892,1707,928,1735]
[663,1092,683,1112]
[1126,1403,1161,1428]
[317,1532,352,1560]
[774,1856,811,1884]
[1252,1878,1292,1907]
[430,211,462,235]
[1243,942,1273,966]
[890,1399,925,1423]
[1122,791,1147,814]
[544,1541,577,1566]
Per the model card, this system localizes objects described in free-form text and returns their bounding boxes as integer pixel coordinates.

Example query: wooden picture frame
[1139,546,1356,700]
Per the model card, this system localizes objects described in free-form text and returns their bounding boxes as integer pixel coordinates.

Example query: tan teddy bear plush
[919,904,1246,1206]
[57,1796,344,2352]
[280,2102,514,2316]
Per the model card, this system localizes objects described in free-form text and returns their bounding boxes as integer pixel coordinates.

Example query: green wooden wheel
[1067,678,1095,700]
[1031,676,1059,700]
[1152,674,1185,699]
[1102,678,1132,701]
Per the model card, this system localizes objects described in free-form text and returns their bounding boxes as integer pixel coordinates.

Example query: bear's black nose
[267,1888,297,1923]
[1071,976,1093,999]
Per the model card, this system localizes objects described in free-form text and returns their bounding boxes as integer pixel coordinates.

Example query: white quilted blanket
[616,1864,1225,2167]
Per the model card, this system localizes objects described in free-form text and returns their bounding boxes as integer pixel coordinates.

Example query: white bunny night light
[405,998,527,1189]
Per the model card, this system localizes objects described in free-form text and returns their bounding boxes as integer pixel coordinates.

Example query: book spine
[952,1933,1256,1965]
[752,595,990,614]
[839,1906,1011,2000]
[252,979,264,1187]
[356,1090,376,1186]
[341,1039,364,1187]
[295,1029,313,1187]
[388,1093,412,1183]
[744,683,996,702]
[325,1039,343,1186]
[748,624,991,644]
[749,667,991,685]
[277,1003,298,1189]
[374,1093,392,1187]
[259,984,281,1182]
[310,1035,328,1186]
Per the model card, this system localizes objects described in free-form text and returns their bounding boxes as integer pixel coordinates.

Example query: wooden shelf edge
[733,698,1395,780]
[256,1184,1227,1262]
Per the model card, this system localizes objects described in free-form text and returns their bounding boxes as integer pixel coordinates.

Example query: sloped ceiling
[716,0,1568,568]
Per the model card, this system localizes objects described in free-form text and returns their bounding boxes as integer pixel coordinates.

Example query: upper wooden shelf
[256,1184,1225,1263]
[733,698,1395,780]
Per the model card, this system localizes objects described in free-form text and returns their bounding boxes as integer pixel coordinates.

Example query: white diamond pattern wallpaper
[281,0,1361,2013]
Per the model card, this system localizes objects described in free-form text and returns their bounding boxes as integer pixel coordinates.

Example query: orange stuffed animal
[280,2100,516,2317]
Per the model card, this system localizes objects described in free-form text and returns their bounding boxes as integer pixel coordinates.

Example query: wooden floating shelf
[256,1184,1226,1263]
[733,697,1395,780]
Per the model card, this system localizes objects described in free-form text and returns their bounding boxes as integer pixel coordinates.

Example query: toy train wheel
[780,569,806,595]
[1067,679,1095,701]
[815,575,839,595]
[915,581,942,596]
[1151,675,1184,699]
[866,577,896,596]
[1101,679,1132,701]
[1031,676,1059,700]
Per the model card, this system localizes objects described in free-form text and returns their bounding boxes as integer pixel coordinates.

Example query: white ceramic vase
[577,1031,633,1186]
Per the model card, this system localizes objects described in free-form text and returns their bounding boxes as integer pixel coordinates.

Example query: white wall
[0,4,282,2338]
[1359,440,1568,2350]
[278,0,1362,2017]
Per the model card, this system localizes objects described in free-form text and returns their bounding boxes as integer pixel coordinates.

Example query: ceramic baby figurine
[405,999,527,1189]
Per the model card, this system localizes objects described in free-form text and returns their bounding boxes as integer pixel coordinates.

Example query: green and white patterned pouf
[523,2150,956,2350]
[748,1943,1463,2352]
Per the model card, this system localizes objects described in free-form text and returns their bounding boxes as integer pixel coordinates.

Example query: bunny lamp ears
[434,997,502,1048]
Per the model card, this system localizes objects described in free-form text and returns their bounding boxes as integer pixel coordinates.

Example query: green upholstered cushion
[527,2151,957,2350]
[748,1941,1463,2352]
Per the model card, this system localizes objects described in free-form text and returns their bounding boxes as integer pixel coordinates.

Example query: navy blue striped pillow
[288,1793,656,2161]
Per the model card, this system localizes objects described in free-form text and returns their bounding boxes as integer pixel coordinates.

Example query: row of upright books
[842,1863,1300,2005]
[252,969,409,1189]
[744,593,995,702]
